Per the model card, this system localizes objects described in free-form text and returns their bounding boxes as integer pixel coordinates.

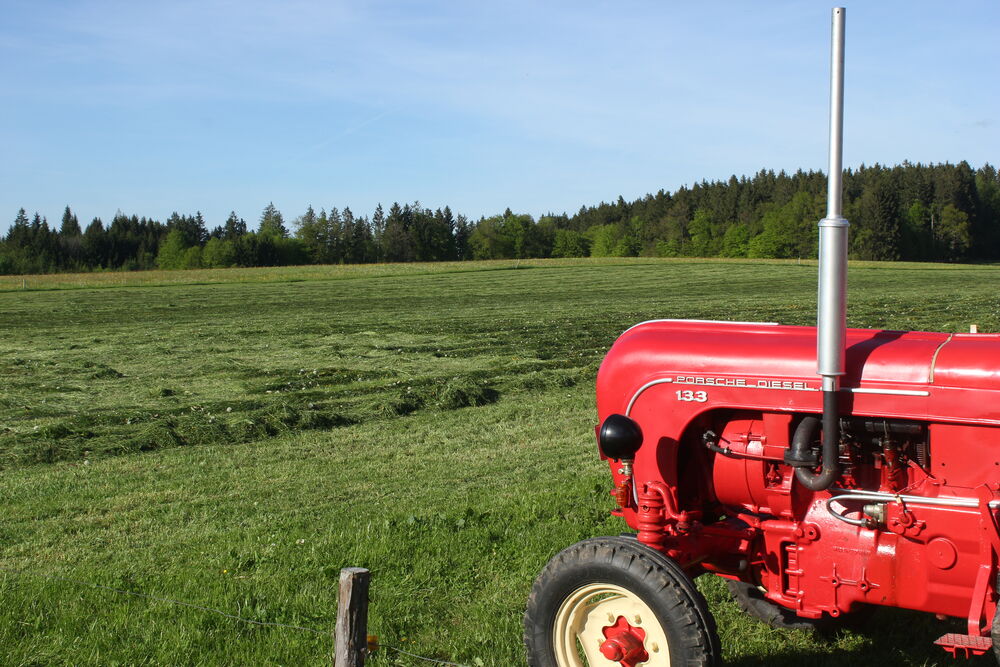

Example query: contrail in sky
[300,108,395,157]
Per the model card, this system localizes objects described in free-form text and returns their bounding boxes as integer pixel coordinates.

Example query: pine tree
[194,212,208,244]
[438,206,457,260]
[342,207,356,263]
[60,206,81,236]
[372,204,386,261]
[326,207,344,263]
[57,206,83,269]
[82,218,106,267]
[166,212,208,247]
[454,214,471,260]
[854,175,901,261]
[224,212,248,240]
[975,164,1000,258]
[383,203,413,262]
[259,203,288,238]
[6,209,31,247]
[349,210,374,263]
[293,205,324,262]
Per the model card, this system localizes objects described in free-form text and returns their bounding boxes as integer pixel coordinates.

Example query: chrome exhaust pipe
[818,6,849,391]
[797,7,848,491]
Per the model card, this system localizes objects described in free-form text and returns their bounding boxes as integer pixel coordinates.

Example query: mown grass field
[3,257,1000,666]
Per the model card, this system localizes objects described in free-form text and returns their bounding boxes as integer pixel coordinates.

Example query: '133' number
[676,390,708,403]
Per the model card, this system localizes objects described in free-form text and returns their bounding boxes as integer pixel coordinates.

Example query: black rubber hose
[791,391,841,491]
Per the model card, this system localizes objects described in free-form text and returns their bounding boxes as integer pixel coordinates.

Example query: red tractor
[525,8,1000,666]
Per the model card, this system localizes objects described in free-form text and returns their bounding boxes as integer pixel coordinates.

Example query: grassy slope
[2,258,1000,665]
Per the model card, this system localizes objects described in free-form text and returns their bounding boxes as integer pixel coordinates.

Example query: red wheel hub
[599,616,649,666]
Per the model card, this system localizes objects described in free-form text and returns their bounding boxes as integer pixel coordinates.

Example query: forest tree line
[2,161,998,275]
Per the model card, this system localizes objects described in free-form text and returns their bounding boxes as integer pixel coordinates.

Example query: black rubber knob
[599,414,643,460]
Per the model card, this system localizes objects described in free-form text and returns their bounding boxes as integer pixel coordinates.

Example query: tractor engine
[596,320,1000,655]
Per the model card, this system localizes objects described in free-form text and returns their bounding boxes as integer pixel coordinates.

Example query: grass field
[3,257,1000,666]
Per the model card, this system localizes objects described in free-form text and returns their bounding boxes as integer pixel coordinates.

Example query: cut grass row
[2,255,989,292]
[1,258,690,292]
[3,257,1000,665]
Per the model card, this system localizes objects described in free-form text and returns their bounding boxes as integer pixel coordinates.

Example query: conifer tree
[454,214,471,260]
[6,209,31,247]
[372,204,386,261]
[258,203,288,238]
[223,212,248,239]
[350,212,374,263]
[293,205,324,262]
[382,203,415,262]
[60,206,81,236]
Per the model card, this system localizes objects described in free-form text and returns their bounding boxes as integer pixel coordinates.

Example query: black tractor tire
[991,597,1000,664]
[725,579,874,633]
[525,536,721,666]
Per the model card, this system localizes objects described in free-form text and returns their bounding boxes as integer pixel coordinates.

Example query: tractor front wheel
[524,536,720,667]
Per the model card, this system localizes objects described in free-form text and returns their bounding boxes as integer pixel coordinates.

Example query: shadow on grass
[725,605,995,667]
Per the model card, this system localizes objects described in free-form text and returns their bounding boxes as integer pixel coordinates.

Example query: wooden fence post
[334,567,370,667]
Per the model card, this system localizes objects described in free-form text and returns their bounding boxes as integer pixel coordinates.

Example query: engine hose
[791,391,841,491]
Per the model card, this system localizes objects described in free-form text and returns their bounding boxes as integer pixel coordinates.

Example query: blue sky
[1,1,997,234]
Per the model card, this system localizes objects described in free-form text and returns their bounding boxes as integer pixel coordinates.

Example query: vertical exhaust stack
[798,7,849,491]
[818,6,848,391]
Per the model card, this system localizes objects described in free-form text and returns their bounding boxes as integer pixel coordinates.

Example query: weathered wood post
[334,567,370,667]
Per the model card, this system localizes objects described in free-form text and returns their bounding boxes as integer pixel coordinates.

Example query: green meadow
[2,258,1000,666]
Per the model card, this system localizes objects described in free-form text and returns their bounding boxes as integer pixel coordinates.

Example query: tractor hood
[596,319,1000,427]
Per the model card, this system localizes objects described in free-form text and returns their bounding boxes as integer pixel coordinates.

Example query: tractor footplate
[934,633,993,658]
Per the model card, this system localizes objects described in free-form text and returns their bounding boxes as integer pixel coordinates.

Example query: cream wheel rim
[552,582,669,666]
